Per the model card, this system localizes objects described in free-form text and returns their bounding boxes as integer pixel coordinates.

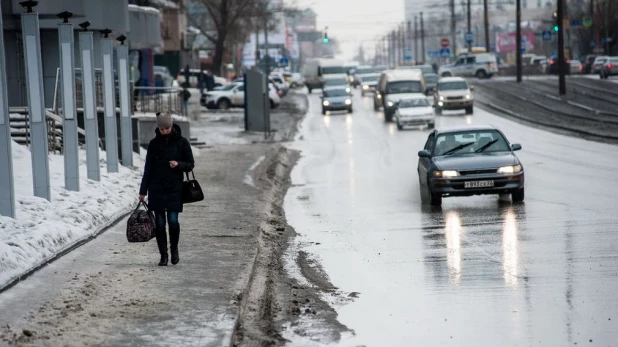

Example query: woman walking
[139,112,195,266]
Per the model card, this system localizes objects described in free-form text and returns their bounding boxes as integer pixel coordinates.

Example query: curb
[0,209,132,295]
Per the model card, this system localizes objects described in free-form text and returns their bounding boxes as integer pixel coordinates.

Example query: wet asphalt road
[284,87,618,346]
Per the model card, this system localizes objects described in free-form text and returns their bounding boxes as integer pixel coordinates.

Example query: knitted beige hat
[156,112,173,129]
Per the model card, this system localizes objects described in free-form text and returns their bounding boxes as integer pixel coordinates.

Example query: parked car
[417,125,525,206]
[569,59,583,74]
[289,73,305,88]
[321,87,353,115]
[201,82,280,109]
[600,56,618,79]
[154,65,174,87]
[438,53,498,79]
[433,77,474,115]
[394,96,435,130]
[269,73,290,96]
[592,56,609,74]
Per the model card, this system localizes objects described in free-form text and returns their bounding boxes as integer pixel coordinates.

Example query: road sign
[464,31,474,45]
[590,40,596,48]
[439,47,450,58]
[570,18,582,26]
[440,38,450,48]
[582,16,593,27]
[404,48,413,61]
[542,30,552,41]
[521,36,527,53]
[279,56,289,67]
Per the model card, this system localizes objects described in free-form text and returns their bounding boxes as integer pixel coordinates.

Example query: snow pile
[0,141,143,289]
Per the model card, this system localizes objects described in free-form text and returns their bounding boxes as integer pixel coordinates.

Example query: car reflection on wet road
[283,89,618,346]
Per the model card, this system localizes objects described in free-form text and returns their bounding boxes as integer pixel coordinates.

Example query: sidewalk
[0,91,307,346]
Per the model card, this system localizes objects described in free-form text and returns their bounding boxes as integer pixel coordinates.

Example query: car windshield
[356,67,374,74]
[362,76,379,82]
[439,81,469,91]
[434,130,510,156]
[324,89,350,97]
[387,81,423,94]
[321,66,348,74]
[425,75,438,84]
[324,78,348,86]
[399,98,430,108]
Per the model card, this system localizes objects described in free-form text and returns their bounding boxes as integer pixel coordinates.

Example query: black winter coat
[139,124,195,212]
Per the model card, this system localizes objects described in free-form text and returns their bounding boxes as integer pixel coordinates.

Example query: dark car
[546,57,571,75]
[417,125,524,206]
[321,87,353,114]
[583,54,598,74]
[424,73,438,95]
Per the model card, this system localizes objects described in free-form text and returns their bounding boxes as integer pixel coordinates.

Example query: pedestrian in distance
[183,64,191,86]
[198,67,206,96]
[180,83,191,117]
[139,112,195,266]
[205,70,216,92]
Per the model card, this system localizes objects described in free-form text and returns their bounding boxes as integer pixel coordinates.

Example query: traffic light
[323,32,329,44]
[552,11,559,32]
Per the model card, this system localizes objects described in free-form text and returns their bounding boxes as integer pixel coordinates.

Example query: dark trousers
[154,211,179,229]
[154,211,180,254]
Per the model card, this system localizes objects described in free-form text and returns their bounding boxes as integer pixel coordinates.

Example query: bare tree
[187,0,257,75]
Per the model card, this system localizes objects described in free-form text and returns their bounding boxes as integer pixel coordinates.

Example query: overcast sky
[292,0,409,61]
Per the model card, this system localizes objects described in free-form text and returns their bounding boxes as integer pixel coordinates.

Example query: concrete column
[58,17,79,191]
[78,26,100,182]
[116,36,133,167]
[100,31,119,173]
[0,5,15,218]
[21,11,51,201]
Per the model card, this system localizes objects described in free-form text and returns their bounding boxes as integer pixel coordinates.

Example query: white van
[438,53,499,79]
[302,58,348,93]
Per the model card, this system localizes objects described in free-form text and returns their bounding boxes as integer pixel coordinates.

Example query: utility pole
[467,0,472,52]
[484,0,490,51]
[450,0,457,56]
[420,12,425,63]
[515,0,516,83]
[399,24,404,65]
[414,15,419,63]
[557,0,566,94]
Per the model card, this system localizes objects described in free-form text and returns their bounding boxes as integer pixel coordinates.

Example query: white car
[201,82,280,110]
[394,96,435,130]
[269,73,290,96]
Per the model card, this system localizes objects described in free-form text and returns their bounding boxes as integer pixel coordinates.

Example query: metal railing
[132,86,184,115]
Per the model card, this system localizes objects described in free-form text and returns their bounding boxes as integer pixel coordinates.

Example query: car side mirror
[418,150,431,158]
[511,143,522,151]
[432,104,436,108]
[470,86,475,91]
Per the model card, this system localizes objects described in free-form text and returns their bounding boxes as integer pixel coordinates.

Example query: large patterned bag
[126,201,155,242]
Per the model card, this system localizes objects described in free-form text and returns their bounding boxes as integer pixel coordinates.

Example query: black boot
[155,227,168,266]
[169,227,180,265]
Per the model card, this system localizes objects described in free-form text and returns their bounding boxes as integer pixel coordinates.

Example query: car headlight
[387,101,394,107]
[377,94,382,99]
[345,99,352,105]
[434,170,459,178]
[497,165,522,174]
[439,96,444,101]
[346,87,351,93]
[323,100,330,106]
[438,102,443,106]
[363,85,369,89]
[465,94,472,99]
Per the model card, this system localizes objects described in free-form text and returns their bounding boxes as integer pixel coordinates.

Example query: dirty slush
[0,93,352,346]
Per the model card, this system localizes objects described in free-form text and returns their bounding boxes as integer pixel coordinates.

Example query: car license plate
[465,180,494,188]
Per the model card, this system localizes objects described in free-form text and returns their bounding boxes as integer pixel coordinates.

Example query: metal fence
[132,86,184,115]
